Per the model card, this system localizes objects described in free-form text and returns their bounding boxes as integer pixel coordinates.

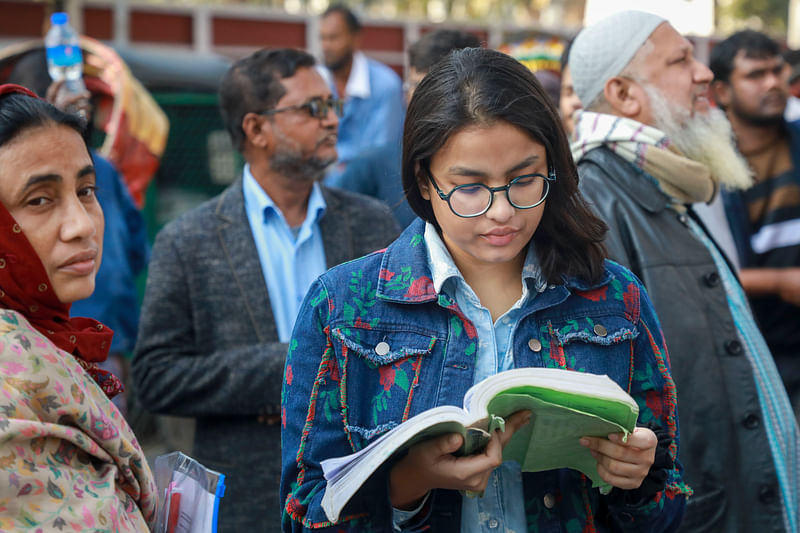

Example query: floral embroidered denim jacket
[280,220,690,533]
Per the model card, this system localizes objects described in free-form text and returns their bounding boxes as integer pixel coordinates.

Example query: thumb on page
[439,433,464,455]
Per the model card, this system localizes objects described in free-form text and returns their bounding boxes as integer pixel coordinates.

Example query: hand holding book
[389,410,533,509]
[320,367,643,522]
[579,427,658,491]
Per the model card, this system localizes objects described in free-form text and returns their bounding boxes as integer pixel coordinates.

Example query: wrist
[389,460,430,510]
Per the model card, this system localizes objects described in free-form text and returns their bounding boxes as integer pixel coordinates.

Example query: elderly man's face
[636,23,713,126]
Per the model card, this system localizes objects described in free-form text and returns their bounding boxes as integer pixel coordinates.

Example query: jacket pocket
[330,325,437,449]
[548,314,639,387]
[678,487,726,532]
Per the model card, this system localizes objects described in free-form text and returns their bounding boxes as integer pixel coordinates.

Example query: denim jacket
[280,219,689,533]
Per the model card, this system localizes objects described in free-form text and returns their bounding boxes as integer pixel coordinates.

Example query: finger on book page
[496,410,532,448]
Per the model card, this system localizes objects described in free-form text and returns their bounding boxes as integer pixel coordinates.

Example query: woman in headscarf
[0,84,155,531]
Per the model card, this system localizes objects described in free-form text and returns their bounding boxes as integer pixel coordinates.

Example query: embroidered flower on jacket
[404,276,435,299]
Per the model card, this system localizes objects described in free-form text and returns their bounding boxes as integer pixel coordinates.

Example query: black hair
[0,91,87,150]
[402,47,607,284]
[408,29,481,73]
[710,30,781,84]
[321,4,362,34]
[218,48,316,152]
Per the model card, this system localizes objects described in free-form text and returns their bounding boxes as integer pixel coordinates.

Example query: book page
[321,405,482,522]
[488,393,629,491]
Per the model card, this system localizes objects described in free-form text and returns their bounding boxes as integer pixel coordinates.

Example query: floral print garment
[280,220,689,532]
[0,309,156,532]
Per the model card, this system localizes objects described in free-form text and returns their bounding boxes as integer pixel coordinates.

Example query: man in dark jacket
[132,48,400,532]
[568,11,799,533]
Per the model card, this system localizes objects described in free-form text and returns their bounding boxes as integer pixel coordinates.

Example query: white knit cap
[569,10,666,107]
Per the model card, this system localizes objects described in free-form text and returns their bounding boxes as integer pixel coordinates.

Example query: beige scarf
[571,111,716,204]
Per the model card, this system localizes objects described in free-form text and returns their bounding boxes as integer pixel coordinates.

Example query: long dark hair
[0,89,87,150]
[402,47,607,284]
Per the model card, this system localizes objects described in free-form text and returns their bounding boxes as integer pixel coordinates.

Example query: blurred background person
[405,28,481,103]
[317,4,405,181]
[332,28,480,228]
[710,30,800,414]
[559,41,582,138]
[0,83,155,531]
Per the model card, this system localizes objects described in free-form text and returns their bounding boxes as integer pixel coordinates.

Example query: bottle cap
[50,12,68,25]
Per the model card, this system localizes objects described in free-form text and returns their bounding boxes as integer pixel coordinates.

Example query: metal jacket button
[528,338,542,352]
[593,324,607,337]
[543,493,556,509]
[375,341,390,356]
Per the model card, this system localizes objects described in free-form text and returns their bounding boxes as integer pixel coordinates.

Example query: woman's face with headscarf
[0,123,103,303]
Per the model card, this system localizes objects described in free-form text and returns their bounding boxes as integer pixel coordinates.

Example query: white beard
[644,85,753,190]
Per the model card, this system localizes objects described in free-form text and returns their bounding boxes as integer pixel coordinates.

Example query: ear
[603,76,642,119]
[416,163,431,201]
[710,80,732,109]
[242,112,272,149]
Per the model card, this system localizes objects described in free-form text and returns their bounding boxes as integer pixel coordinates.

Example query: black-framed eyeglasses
[259,96,344,119]
[426,166,556,218]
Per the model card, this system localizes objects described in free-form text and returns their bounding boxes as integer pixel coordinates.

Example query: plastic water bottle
[45,12,86,95]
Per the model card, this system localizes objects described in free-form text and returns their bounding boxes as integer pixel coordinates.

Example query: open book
[320,367,639,522]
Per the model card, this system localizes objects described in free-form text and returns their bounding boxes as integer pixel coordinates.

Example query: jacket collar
[581,147,672,214]
[375,219,612,305]
[212,177,276,343]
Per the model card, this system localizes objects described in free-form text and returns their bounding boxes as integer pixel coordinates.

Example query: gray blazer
[132,178,401,532]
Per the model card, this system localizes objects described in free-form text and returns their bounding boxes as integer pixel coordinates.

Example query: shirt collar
[423,222,549,296]
[242,163,327,227]
[345,52,371,99]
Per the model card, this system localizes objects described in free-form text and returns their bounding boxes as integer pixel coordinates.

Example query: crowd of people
[0,5,799,533]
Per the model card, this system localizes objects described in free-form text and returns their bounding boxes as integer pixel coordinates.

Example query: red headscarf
[0,84,122,398]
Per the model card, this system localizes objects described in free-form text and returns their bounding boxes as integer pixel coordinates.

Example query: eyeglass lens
[308,97,344,118]
[449,175,548,216]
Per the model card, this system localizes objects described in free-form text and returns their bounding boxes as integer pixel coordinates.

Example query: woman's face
[419,121,548,272]
[0,124,103,304]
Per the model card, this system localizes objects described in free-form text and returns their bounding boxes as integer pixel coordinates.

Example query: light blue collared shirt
[393,223,548,532]
[242,165,327,342]
[317,52,405,182]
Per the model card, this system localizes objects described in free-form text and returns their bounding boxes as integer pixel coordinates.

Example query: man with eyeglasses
[132,48,400,532]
